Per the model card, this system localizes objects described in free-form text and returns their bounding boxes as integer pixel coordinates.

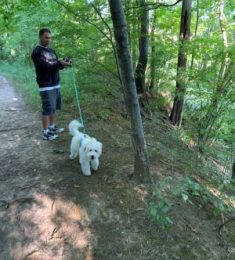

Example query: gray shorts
[40,88,62,116]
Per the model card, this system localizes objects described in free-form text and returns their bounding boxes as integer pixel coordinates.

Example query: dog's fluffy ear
[84,143,90,153]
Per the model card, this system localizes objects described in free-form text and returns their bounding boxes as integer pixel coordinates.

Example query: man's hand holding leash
[60,57,72,68]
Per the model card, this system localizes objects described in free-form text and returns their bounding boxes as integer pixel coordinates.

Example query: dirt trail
[0,76,109,259]
[1,76,234,260]
[0,76,88,259]
[0,76,148,260]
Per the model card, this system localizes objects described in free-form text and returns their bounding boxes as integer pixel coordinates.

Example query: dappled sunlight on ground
[206,185,235,209]
[1,193,94,260]
[193,176,235,209]
[1,133,22,150]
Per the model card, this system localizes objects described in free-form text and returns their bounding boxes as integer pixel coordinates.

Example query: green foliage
[149,177,174,230]
[149,176,234,229]
[0,1,233,143]
[180,178,233,217]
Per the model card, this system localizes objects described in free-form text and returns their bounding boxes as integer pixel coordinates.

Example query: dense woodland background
[0,0,235,258]
[1,0,234,158]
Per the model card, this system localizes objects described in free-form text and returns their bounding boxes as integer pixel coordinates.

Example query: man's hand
[59,59,71,68]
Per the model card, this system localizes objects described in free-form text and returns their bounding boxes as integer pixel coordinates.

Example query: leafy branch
[126,0,182,12]
[52,0,122,83]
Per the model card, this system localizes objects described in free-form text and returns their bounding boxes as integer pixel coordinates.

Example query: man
[31,28,70,140]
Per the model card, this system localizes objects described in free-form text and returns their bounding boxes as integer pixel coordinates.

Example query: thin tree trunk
[232,158,235,180]
[131,3,139,70]
[108,0,150,180]
[150,11,157,92]
[190,0,199,69]
[135,0,149,94]
[197,0,230,153]
[169,0,192,126]
[213,0,229,104]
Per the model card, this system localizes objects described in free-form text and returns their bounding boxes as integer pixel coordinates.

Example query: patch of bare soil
[0,75,234,260]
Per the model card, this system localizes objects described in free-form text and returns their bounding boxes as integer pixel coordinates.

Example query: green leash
[71,64,85,132]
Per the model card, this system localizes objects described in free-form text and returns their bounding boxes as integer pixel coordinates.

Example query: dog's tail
[69,120,83,136]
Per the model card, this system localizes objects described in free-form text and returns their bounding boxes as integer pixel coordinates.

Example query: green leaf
[182,192,189,202]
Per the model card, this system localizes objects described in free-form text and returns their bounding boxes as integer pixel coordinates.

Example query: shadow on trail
[0,192,93,260]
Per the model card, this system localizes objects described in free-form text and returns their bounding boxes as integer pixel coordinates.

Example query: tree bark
[129,2,139,70]
[169,0,192,126]
[190,0,199,70]
[232,158,235,180]
[135,0,149,94]
[232,157,235,180]
[150,11,157,92]
[108,0,150,180]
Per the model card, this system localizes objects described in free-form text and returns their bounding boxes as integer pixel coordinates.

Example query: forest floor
[0,75,235,260]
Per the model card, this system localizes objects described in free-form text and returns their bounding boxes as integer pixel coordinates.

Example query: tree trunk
[212,0,229,107]
[150,11,157,92]
[108,0,150,180]
[169,0,192,126]
[197,0,231,153]
[190,0,199,70]
[131,5,139,70]
[232,158,235,180]
[135,0,149,94]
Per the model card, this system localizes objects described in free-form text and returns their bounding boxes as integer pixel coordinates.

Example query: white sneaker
[42,131,58,141]
[48,125,64,133]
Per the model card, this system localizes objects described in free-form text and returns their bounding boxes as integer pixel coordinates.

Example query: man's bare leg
[42,115,58,140]
[49,114,55,126]
[42,115,50,130]
[48,113,64,133]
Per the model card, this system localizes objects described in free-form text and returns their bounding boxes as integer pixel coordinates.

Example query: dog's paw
[82,171,91,176]
[91,160,99,171]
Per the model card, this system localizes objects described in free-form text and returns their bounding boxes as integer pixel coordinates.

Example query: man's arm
[54,52,65,70]
[31,49,62,72]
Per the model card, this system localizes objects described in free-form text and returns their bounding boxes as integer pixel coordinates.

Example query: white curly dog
[69,120,102,176]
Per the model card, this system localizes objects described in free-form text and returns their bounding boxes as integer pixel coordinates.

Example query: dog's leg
[91,159,99,171]
[70,149,78,159]
[80,160,91,176]
[70,145,78,159]
[70,153,78,159]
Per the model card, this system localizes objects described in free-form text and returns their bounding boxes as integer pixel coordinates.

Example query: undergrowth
[149,175,235,230]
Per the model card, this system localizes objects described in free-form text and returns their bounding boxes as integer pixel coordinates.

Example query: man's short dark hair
[39,28,51,37]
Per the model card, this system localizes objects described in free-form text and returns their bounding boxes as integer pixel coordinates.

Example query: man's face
[40,32,51,47]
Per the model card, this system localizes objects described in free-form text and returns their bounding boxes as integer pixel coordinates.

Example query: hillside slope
[0,75,234,259]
